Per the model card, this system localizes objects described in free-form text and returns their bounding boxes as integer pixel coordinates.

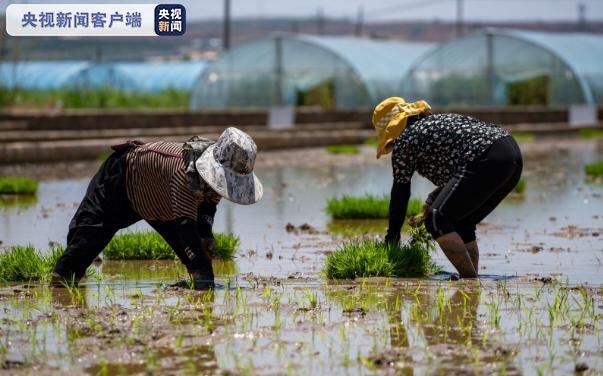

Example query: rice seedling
[326,194,422,219]
[324,227,441,279]
[513,178,526,194]
[578,128,603,139]
[512,132,534,142]
[0,177,38,195]
[102,231,239,261]
[2,87,189,109]
[0,245,62,282]
[584,161,603,177]
[326,144,360,155]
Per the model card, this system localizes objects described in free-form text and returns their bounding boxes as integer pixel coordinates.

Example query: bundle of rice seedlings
[324,227,440,279]
[0,177,38,195]
[0,245,63,282]
[326,194,422,219]
[102,231,239,261]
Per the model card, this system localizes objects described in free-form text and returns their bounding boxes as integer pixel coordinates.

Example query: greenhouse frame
[189,33,434,110]
[400,29,603,107]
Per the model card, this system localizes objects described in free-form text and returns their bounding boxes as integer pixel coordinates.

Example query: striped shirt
[125,141,217,221]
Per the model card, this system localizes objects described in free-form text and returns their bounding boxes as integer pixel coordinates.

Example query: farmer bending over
[374,98,522,278]
[52,127,263,289]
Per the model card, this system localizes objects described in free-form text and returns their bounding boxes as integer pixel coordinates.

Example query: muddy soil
[1,137,603,374]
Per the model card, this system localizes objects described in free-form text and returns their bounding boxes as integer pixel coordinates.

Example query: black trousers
[424,136,523,243]
[53,150,209,281]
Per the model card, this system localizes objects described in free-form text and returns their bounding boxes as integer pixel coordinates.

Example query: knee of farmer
[456,225,477,244]
[424,208,454,239]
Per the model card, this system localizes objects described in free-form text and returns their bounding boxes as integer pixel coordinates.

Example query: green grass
[324,227,441,279]
[513,178,526,194]
[579,128,603,139]
[584,162,603,177]
[326,144,360,155]
[0,177,38,195]
[512,132,534,142]
[102,231,239,261]
[326,194,422,219]
[0,245,63,282]
[363,138,378,146]
[0,87,189,109]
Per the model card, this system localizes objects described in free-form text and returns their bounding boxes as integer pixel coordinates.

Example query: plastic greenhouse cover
[113,61,208,92]
[296,35,434,99]
[0,60,208,92]
[0,61,90,89]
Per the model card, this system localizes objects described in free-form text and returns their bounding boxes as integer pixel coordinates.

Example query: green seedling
[324,226,441,279]
[0,177,38,195]
[1,87,189,109]
[326,194,422,219]
[578,128,603,139]
[102,231,239,261]
[326,144,360,155]
[512,132,534,142]
[584,161,603,177]
[0,245,62,282]
[513,178,526,194]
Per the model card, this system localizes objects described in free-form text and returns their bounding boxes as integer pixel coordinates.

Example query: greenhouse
[400,29,603,107]
[0,61,90,90]
[189,34,434,110]
[111,61,208,92]
[0,61,208,92]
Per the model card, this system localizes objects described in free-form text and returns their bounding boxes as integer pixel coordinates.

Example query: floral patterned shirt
[392,113,509,186]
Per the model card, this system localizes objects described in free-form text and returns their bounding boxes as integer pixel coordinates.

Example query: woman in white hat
[52,127,263,289]
[374,97,522,278]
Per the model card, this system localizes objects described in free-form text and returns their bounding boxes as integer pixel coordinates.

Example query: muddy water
[1,139,603,375]
[2,140,603,283]
[0,278,601,375]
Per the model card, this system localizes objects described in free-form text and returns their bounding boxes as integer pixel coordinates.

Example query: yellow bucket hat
[372,97,431,158]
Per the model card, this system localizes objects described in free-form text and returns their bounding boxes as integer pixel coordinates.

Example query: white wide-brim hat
[195,127,263,205]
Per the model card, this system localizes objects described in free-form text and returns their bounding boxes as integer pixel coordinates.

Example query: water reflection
[2,141,603,282]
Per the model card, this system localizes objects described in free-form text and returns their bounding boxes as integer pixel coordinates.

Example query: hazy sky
[2,0,602,22]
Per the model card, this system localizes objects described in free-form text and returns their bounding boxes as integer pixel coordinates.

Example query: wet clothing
[392,113,509,186]
[386,114,522,243]
[126,141,220,221]
[53,143,219,282]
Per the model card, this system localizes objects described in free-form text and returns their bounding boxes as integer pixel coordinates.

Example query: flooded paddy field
[1,138,603,374]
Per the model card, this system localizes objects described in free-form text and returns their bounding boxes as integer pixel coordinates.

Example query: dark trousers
[425,136,523,243]
[53,150,208,281]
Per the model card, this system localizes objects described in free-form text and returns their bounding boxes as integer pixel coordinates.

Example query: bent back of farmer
[52,127,263,289]
[374,97,522,278]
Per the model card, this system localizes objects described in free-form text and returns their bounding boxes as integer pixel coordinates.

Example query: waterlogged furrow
[0,278,600,374]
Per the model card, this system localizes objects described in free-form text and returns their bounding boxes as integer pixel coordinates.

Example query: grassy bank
[324,227,440,279]
[0,177,38,195]
[326,194,422,219]
[0,87,188,109]
[0,245,62,282]
[102,231,239,261]
[326,145,360,155]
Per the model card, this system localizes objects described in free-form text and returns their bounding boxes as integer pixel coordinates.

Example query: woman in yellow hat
[373,97,522,278]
